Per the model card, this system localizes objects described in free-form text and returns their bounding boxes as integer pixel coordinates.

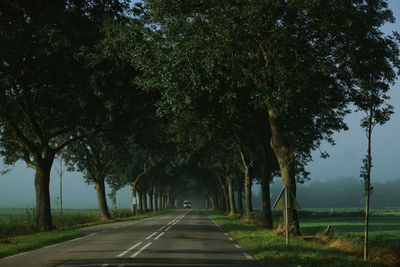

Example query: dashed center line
[130,242,152,258]
[154,232,164,240]
[117,242,142,257]
[145,232,158,240]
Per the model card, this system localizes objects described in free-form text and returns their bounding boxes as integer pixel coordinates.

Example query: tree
[0,0,127,231]
[141,0,399,236]
[351,10,400,259]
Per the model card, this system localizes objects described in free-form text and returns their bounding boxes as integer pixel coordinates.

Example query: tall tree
[0,0,127,231]
[351,9,400,259]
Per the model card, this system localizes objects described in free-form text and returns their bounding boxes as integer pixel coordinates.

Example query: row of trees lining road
[0,0,399,256]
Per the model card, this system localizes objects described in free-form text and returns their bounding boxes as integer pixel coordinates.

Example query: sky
[1,0,400,209]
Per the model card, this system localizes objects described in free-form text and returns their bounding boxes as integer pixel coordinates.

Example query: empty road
[0,210,261,267]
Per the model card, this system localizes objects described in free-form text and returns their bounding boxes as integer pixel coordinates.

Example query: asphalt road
[0,209,261,267]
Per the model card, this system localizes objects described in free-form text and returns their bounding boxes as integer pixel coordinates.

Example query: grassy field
[209,209,400,267]
[0,208,100,222]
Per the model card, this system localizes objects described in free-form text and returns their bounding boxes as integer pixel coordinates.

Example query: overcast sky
[1,0,400,209]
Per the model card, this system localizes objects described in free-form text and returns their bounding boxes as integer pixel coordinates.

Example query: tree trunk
[149,190,154,211]
[138,191,144,212]
[364,106,373,261]
[34,160,54,231]
[261,175,273,228]
[94,177,111,220]
[268,107,300,235]
[237,180,243,215]
[143,189,148,212]
[239,149,253,215]
[155,193,159,211]
[130,182,137,215]
[226,176,235,214]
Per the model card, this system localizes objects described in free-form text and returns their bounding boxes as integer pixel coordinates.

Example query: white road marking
[88,233,97,236]
[70,237,83,242]
[100,264,109,267]
[158,225,166,231]
[165,226,172,231]
[224,233,228,236]
[145,232,158,240]
[117,242,142,257]
[154,232,165,240]
[243,252,253,259]
[2,252,30,260]
[43,243,60,249]
[228,237,233,241]
[235,244,241,249]
[130,242,152,258]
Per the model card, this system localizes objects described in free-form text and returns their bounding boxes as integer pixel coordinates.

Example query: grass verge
[207,210,389,267]
[0,229,82,259]
[0,209,174,259]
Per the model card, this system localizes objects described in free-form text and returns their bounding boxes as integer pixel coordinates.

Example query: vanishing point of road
[0,209,261,267]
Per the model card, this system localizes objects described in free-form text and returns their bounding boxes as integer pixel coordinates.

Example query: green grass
[0,229,83,258]
[300,215,400,244]
[208,210,388,267]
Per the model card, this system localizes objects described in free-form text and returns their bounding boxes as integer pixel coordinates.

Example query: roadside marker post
[272,186,300,245]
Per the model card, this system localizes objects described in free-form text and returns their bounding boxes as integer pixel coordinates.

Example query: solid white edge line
[88,233,97,236]
[158,225,166,231]
[117,242,142,257]
[235,244,241,249]
[100,264,109,267]
[228,237,233,241]
[165,226,172,231]
[130,242,152,258]
[243,252,253,259]
[145,232,158,240]
[43,243,60,249]
[2,251,29,260]
[224,233,228,236]
[154,232,165,240]
[70,237,83,242]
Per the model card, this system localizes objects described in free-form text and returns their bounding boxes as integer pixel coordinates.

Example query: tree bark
[34,159,54,231]
[261,175,273,228]
[268,106,300,235]
[143,189,148,211]
[226,176,236,214]
[155,192,159,211]
[138,191,144,212]
[237,180,243,215]
[149,189,154,211]
[94,177,111,220]
[239,148,253,215]
[130,182,137,215]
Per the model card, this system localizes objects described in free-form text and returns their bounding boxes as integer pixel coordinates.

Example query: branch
[46,125,76,142]
[10,122,36,152]
[54,130,98,152]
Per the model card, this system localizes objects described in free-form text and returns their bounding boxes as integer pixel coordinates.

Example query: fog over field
[1,0,400,209]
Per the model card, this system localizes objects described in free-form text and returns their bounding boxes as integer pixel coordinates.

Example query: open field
[208,210,389,267]
[0,208,100,222]
[211,208,400,266]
